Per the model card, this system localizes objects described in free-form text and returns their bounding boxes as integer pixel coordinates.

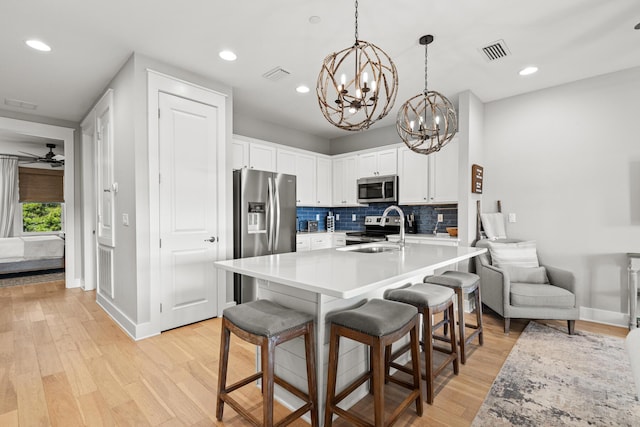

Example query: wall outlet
[122,213,129,226]
[437,214,443,222]
[336,214,340,221]
[316,214,320,221]
[352,214,357,222]
[508,213,517,223]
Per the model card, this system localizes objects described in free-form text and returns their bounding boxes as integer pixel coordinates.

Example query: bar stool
[324,299,423,427]
[216,300,318,427]
[384,283,459,404]
[424,271,483,364]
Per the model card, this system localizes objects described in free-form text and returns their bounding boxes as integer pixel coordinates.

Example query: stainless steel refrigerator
[233,169,297,303]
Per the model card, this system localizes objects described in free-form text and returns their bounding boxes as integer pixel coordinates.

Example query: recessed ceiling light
[296,85,310,94]
[219,50,237,61]
[25,39,51,52]
[519,66,538,76]
[309,16,321,24]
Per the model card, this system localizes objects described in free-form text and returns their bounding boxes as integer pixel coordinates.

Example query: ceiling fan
[18,143,65,168]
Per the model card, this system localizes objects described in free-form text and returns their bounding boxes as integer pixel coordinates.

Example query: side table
[629,253,640,329]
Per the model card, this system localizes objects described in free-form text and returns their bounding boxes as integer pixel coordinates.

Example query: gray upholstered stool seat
[385,283,455,308]
[324,299,422,426]
[424,271,484,364]
[328,298,418,336]
[384,283,459,404]
[222,299,314,337]
[217,300,318,426]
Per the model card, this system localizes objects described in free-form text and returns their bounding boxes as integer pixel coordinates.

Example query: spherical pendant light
[316,1,398,131]
[396,35,457,155]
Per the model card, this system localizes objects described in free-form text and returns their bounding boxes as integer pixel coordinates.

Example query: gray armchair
[473,239,579,334]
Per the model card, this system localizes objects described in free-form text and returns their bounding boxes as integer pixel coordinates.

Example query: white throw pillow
[487,240,539,269]
[481,213,507,240]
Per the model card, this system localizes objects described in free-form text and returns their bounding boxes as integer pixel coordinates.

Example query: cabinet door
[357,152,378,178]
[295,153,316,205]
[231,139,248,170]
[316,157,332,206]
[296,234,311,252]
[343,156,359,205]
[398,147,429,204]
[332,157,346,205]
[376,148,398,176]
[429,138,459,203]
[276,149,297,175]
[249,143,276,172]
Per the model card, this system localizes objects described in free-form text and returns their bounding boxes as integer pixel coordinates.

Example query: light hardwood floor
[0,280,627,426]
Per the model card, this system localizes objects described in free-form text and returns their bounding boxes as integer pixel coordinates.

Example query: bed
[0,235,65,274]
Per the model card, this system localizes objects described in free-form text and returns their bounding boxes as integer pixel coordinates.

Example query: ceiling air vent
[262,66,291,82]
[480,40,510,61]
[4,98,38,110]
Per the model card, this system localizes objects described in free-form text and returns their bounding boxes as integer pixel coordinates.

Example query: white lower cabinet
[296,233,346,252]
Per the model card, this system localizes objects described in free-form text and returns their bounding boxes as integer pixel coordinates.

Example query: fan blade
[52,154,65,161]
[18,151,40,158]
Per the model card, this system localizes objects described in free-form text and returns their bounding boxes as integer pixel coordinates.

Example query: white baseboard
[580,306,628,328]
[96,293,138,340]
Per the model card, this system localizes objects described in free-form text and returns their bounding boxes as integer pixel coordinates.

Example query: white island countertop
[215,243,486,299]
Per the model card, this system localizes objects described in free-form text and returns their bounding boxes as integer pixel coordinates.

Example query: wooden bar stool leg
[304,323,319,427]
[456,288,467,364]
[372,338,385,427]
[324,325,340,427]
[262,339,276,427]
[476,286,484,345]
[423,308,435,404]
[448,303,459,375]
[216,319,231,421]
[409,324,423,416]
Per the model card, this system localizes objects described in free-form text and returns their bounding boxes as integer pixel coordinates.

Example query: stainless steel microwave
[357,175,398,203]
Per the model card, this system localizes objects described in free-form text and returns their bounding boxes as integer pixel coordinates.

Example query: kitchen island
[214,242,486,424]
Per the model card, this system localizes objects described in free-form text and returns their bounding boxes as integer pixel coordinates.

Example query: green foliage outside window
[22,203,62,232]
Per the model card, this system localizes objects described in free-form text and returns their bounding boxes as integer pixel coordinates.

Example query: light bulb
[362,72,368,85]
[410,120,415,130]
[371,80,376,91]
[356,89,361,98]
[349,107,357,114]
[341,74,346,85]
[435,116,440,125]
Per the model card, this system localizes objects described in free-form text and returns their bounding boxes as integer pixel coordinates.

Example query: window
[22,202,63,233]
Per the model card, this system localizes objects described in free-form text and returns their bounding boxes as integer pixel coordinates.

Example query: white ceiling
[1,0,639,140]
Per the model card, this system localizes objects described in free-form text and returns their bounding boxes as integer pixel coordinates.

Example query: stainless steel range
[345,215,402,245]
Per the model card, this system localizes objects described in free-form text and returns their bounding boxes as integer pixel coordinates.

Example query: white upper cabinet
[231,135,277,172]
[357,148,397,178]
[333,155,359,206]
[398,146,430,204]
[316,157,332,206]
[397,137,459,204]
[277,148,316,206]
[231,138,249,170]
[249,143,277,172]
[429,137,459,203]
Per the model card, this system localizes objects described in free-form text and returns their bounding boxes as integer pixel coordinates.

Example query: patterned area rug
[0,271,65,288]
[472,321,640,426]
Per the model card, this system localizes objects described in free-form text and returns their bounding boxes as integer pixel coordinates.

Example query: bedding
[0,235,65,274]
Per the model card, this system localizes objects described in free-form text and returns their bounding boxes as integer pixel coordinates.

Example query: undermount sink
[337,243,400,254]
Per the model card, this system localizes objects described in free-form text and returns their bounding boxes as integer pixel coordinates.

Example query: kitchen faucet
[382,205,405,248]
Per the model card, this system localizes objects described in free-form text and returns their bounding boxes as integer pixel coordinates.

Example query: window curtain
[0,155,19,237]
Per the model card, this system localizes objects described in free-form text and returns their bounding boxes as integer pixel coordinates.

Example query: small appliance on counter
[307,220,318,232]
[326,213,335,232]
[406,213,418,234]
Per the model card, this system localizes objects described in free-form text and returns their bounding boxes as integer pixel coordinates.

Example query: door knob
[204,236,217,242]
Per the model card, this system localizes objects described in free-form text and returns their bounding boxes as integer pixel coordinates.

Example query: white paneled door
[159,92,220,331]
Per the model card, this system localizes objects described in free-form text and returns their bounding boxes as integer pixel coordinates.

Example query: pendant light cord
[424,41,429,96]
[354,0,359,44]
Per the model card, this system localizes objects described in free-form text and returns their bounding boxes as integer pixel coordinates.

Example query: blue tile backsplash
[296,203,457,234]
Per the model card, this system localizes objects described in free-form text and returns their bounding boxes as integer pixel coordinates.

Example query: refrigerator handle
[267,176,274,251]
[274,178,281,248]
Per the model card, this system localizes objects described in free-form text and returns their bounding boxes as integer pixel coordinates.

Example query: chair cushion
[328,299,417,337]
[385,283,454,309]
[510,283,575,308]
[507,266,549,284]
[223,300,314,338]
[480,212,507,239]
[487,240,539,268]
[424,271,480,289]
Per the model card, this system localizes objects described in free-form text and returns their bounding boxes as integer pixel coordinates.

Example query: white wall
[483,66,640,323]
